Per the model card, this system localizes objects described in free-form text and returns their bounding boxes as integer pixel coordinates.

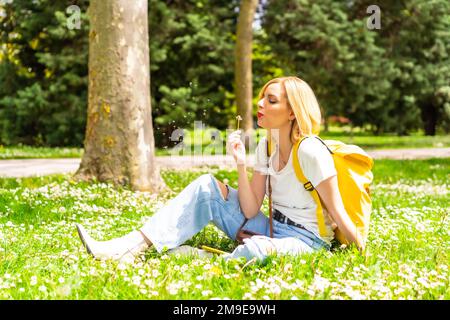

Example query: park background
[0,0,448,300]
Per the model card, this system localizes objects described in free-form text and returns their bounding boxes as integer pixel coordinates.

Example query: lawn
[0,159,448,299]
[1,127,449,159]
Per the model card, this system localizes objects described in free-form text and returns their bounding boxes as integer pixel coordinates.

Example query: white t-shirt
[253,136,337,244]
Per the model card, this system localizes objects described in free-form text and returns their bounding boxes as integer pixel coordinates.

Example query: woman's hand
[227,130,246,166]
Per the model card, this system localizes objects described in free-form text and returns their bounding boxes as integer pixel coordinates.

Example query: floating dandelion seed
[236,115,242,130]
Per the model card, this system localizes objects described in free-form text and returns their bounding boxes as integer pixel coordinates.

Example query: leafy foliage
[148,0,240,147]
[0,0,448,148]
[0,0,89,146]
[262,0,450,135]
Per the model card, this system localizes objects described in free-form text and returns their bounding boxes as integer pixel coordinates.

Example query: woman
[76,76,365,264]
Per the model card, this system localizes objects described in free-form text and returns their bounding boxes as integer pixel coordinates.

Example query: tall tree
[263,0,449,135]
[0,0,240,148]
[75,0,165,192]
[0,0,89,146]
[148,0,239,148]
[378,0,450,135]
[262,0,395,135]
[235,0,259,144]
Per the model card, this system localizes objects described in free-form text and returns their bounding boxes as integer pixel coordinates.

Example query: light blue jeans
[140,173,330,262]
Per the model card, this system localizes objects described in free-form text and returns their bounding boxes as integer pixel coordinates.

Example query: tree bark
[75,0,166,192]
[235,0,258,147]
[421,102,437,136]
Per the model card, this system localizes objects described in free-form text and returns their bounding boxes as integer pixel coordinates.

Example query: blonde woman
[76,76,364,263]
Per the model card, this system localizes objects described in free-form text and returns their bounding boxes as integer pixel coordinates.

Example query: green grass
[320,133,450,150]
[1,126,448,158]
[372,158,450,184]
[157,127,450,155]
[0,145,83,159]
[0,159,448,299]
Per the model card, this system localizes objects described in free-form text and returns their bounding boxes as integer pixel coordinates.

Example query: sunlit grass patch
[1,128,448,159]
[0,159,448,299]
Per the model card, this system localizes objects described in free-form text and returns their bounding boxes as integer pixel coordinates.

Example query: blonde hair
[257,76,322,144]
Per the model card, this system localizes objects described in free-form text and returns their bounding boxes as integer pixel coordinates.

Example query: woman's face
[256,83,295,129]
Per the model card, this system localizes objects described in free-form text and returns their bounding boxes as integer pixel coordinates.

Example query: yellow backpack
[268,135,374,245]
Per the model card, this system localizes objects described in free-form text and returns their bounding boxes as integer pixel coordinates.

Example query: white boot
[76,224,149,264]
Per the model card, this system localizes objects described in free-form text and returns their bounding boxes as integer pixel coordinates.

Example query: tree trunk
[235,0,258,148]
[421,102,437,136]
[75,0,165,192]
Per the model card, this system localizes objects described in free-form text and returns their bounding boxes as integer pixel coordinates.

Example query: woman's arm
[237,164,266,219]
[227,130,265,219]
[315,175,365,252]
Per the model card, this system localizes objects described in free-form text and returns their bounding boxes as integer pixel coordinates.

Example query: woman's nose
[257,98,264,108]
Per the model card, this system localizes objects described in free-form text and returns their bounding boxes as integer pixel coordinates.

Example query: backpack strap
[292,136,328,238]
[266,135,273,238]
[314,136,333,154]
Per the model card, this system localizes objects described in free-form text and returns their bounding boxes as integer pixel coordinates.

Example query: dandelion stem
[236,115,242,131]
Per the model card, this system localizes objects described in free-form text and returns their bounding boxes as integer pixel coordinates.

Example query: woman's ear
[288,110,296,121]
